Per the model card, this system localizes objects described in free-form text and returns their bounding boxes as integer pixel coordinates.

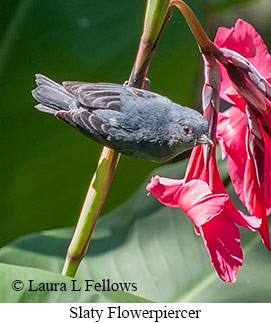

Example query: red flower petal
[223,199,261,232]
[215,19,271,80]
[199,214,242,283]
[214,19,271,104]
[206,141,262,232]
[146,175,183,208]
[217,107,269,246]
[244,158,270,250]
[217,107,247,204]
[218,106,271,221]
[263,132,271,215]
[174,180,229,227]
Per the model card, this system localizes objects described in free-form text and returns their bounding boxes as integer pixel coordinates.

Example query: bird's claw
[143,78,151,90]
[123,78,151,90]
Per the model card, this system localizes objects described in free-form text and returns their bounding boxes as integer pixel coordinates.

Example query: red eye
[183,125,190,134]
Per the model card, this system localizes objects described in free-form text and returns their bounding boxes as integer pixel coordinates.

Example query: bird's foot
[143,78,151,90]
[123,78,151,90]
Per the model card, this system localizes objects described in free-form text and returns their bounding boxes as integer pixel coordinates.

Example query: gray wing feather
[33,75,78,111]
[35,103,56,115]
[63,81,166,111]
[63,82,123,109]
[35,74,75,99]
[55,108,122,149]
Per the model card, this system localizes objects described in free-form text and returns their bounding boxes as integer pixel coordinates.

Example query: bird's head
[170,106,213,149]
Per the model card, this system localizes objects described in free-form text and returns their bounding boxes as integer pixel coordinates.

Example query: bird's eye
[183,125,191,134]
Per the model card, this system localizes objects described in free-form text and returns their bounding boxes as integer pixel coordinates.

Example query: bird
[32,74,212,162]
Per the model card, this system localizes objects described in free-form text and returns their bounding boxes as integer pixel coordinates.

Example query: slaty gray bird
[32,74,212,162]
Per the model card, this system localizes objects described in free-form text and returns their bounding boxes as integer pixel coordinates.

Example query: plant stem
[61,0,171,277]
[128,1,171,88]
[61,148,120,276]
[170,0,219,54]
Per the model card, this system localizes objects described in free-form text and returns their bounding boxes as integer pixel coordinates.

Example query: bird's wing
[55,107,126,150]
[62,81,163,110]
[58,82,172,148]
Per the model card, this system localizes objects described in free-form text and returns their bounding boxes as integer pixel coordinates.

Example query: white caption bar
[0,303,269,323]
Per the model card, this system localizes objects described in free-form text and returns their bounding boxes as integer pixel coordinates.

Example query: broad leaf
[1,159,270,302]
[0,263,149,302]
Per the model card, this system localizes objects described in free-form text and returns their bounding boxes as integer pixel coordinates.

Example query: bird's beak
[196,134,213,146]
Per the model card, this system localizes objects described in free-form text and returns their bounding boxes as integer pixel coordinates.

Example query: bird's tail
[32,74,78,114]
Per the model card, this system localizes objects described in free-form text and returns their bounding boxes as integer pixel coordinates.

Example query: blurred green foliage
[0,0,204,247]
[0,0,270,248]
[210,0,254,13]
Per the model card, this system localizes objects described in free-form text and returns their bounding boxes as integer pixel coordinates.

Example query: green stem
[61,0,171,277]
[128,0,171,88]
[61,148,120,276]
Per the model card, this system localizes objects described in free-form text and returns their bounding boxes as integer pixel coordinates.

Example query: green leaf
[0,0,206,247]
[0,263,150,302]
[1,159,270,302]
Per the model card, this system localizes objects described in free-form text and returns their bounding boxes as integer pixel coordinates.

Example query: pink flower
[147,146,261,282]
[147,19,269,282]
[214,19,271,106]
[215,19,271,250]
